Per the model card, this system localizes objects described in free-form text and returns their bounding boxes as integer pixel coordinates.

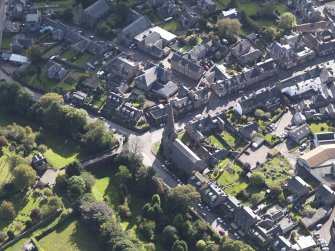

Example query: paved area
[273,111,293,137]
[239,145,271,169]
[319,207,335,244]
[275,140,300,167]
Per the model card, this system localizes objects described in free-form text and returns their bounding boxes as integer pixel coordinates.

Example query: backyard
[161,20,182,33]
[1,35,12,50]
[38,218,103,251]
[221,131,246,150]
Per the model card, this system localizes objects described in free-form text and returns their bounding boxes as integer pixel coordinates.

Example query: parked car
[202,212,207,217]
[316,224,323,230]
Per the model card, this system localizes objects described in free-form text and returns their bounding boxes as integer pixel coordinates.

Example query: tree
[250,172,265,186]
[162,225,179,248]
[67,176,86,199]
[269,183,283,198]
[138,219,155,241]
[30,208,43,222]
[221,239,254,251]
[115,165,131,184]
[27,44,42,63]
[81,172,95,192]
[36,93,64,108]
[250,193,264,205]
[196,240,206,250]
[80,201,113,230]
[81,120,116,154]
[259,1,276,18]
[65,160,82,177]
[151,194,161,206]
[59,8,73,22]
[226,0,237,9]
[0,231,6,244]
[302,206,316,218]
[262,26,282,42]
[0,136,8,147]
[279,12,297,31]
[62,106,88,136]
[12,164,37,191]
[121,139,143,174]
[118,204,131,219]
[254,109,265,118]
[8,154,28,170]
[95,22,112,37]
[0,201,16,220]
[37,144,47,153]
[217,18,241,39]
[166,185,200,213]
[171,240,188,251]
[113,238,137,251]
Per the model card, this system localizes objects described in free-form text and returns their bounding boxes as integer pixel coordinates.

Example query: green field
[39,219,103,251]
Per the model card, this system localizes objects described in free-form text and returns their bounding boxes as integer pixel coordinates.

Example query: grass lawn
[0,150,12,192]
[92,171,147,246]
[221,131,245,149]
[209,135,224,149]
[61,49,78,61]
[73,53,92,66]
[1,35,12,50]
[216,163,243,187]
[43,133,87,169]
[161,20,182,32]
[259,155,293,186]
[179,45,191,54]
[309,122,330,133]
[38,219,103,251]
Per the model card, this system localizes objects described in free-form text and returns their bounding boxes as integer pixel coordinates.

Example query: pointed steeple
[164,102,177,140]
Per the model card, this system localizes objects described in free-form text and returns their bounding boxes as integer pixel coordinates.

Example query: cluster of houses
[160,104,335,250]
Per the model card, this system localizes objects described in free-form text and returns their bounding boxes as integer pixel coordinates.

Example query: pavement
[319,207,335,244]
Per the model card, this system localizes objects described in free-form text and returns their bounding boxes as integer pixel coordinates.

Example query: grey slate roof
[84,0,112,17]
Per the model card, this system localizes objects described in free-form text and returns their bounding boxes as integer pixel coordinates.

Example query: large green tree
[12,164,37,191]
[27,44,43,63]
[81,120,116,154]
[166,185,200,213]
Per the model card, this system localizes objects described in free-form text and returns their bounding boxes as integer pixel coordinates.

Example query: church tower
[163,102,177,140]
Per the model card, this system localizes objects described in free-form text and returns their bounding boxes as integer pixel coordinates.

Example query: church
[161,103,207,176]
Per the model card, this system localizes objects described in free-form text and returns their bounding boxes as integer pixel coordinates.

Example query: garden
[38,218,103,251]
[222,154,293,205]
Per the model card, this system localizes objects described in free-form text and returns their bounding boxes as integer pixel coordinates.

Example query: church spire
[164,102,177,140]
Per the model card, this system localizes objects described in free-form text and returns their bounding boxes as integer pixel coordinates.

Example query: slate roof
[286,176,311,196]
[122,15,151,40]
[84,0,111,18]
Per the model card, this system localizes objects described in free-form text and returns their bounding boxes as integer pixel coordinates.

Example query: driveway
[273,111,293,137]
